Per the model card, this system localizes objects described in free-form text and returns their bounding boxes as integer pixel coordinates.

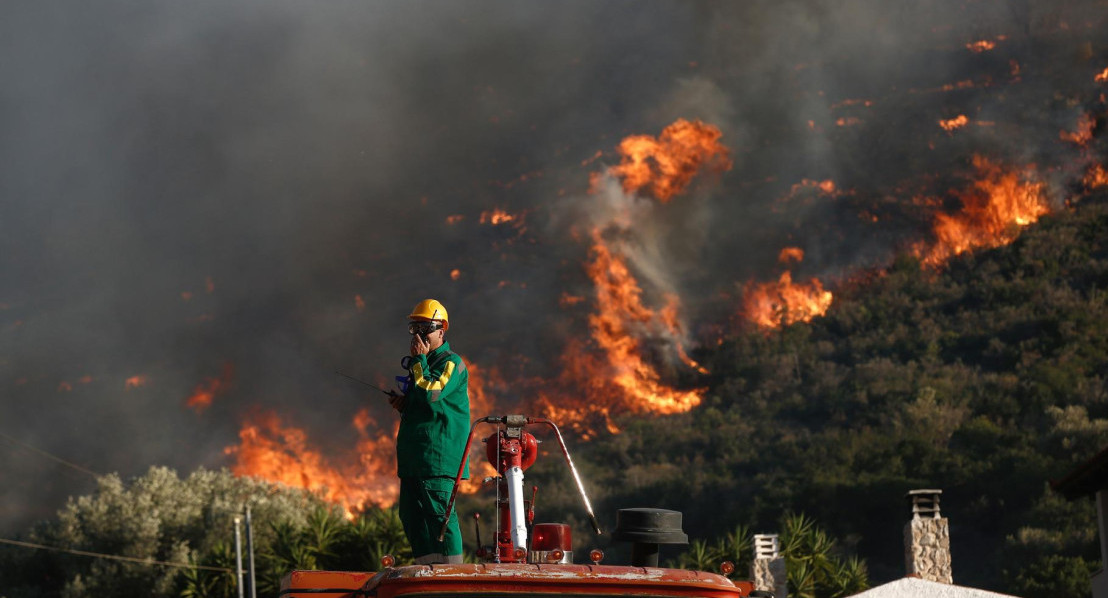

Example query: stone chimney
[904,489,953,584]
[751,533,787,598]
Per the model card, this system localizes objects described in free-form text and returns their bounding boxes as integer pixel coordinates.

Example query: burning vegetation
[185,362,235,414]
[915,156,1051,267]
[575,233,703,415]
[608,119,732,202]
[939,115,969,131]
[225,410,398,517]
[743,272,835,329]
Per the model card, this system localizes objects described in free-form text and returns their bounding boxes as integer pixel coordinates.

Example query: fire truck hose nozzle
[506,465,528,550]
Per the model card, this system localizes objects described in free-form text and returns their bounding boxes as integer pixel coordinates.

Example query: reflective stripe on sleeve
[412,360,456,392]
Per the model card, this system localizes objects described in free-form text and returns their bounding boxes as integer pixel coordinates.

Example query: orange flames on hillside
[790,179,837,196]
[939,115,969,131]
[1060,113,1096,146]
[528,121,731,432]
[916,155,1050,266]
[941,80,976,92]
[578,233,703,415]
[966,40,997,53]
[226,410,397,516]
[778,247,805,264]
[507,120,727,435]
[225,355,501,510]
[741,156,1053,326]
[743,271,834,329]
[609,119,732,202]
[1086,164,1108,188]
[124,375,147,389]
[185,362,234,414]
[480,209,517,225]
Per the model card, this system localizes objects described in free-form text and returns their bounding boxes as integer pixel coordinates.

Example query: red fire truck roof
[281,563,753,598]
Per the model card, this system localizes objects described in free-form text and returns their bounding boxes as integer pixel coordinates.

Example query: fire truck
[279,415,760,597]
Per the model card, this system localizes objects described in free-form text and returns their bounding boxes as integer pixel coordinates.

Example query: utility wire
[0,431,101,479]
[0,538,233,573]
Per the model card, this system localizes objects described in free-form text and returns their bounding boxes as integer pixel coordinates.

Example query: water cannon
[439,415,601,563]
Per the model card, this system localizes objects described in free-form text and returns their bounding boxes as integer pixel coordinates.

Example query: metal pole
[246,506,257,598]
[1098,490,1108,571]
[234,516,245,598]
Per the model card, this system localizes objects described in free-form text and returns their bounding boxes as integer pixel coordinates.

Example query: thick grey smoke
[1,0,1104,532]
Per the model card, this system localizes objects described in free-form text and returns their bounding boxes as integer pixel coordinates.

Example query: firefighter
[390,299,470,565]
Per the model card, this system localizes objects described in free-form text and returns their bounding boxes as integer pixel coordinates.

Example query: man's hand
[387,390,405,412]
[410,334,430,357]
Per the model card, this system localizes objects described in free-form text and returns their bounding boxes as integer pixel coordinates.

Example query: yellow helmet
[409,299,449,330]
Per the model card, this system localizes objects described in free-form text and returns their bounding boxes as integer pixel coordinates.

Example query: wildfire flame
[526,233,710,436]
[941,80,975,92]
[185,362,234,414]
[226,355,508,508]
[778,247,805,265]
[1096,67,1108,83]
[560,293,586,307]
[916,155,1050,267]
[1060,113,1095,146]
[1085,164,1108,188]
[124,375,147,389]
[480,209,517,225]
[535,119,731,434]
[225,410,397,516]
[966,40,997,53]
[939,115,969,131]
[788,179,837,196]
[830,98,874,109]
[577,232,703,415]
[742,271,834,329]
[608,119,732,202]
[461,365,492,417]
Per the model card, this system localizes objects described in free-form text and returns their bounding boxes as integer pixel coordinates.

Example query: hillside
[530,187,1108,595]
[5,191,1107,597]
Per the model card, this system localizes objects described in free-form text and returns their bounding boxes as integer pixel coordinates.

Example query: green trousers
[399,477,462,563]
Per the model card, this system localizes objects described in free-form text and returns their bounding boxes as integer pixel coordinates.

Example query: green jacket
[396,341,471,479]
